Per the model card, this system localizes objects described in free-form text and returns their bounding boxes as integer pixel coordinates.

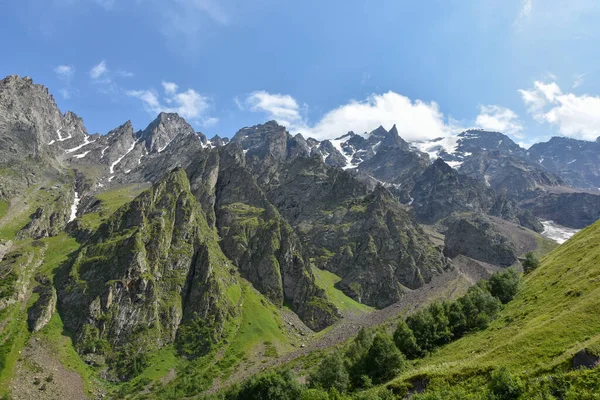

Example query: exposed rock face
[215,147,339,330]
[0,75,64,163]
[27,274,57,332]
[520,192,600,229]
[529,136,600,191]
[416,130,563,198]
[0,243,46,312]
[358,125,430,190]
[265,155,448,308]
[18,187,74,239]
[137,112,195,154]
[57,169,239,378]
[0,240,12,262]
[411,159,495,224]
[459,152,562,198]
[443,214,518,267]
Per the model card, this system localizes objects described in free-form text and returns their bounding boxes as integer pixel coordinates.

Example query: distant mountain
[528,136,600,190]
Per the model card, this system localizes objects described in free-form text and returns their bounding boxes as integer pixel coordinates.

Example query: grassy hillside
[395,218,600,389]
[312,266,374,315]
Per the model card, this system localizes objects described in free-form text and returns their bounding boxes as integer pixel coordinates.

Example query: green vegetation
[0,200,8,220]
[394,269,520,359]
[522,251,540,274]
[388,219,600,397]
[308,351,350,393]
[77,184,147,231]
[311,266,373,314]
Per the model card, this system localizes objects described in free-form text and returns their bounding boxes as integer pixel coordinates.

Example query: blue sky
[2,0,600,146]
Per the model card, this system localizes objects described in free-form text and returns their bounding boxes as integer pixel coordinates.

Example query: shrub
[522,252,540,274]
[458,286,502,331]
[489,367,524,400]
[175,316,214,359]
[488,269,522,304]
[237,370,304,400]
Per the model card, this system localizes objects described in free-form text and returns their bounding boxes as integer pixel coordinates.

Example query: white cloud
[127,81,216,126]
[116,69,134,78]
[244,91,453,142]
[245,91,305,129]
[54,65,74,79]
[53,65,75,99]
[90,60,109,80]
[515,0,533,26]
[519,81,562,121]
[520,80,600,140]
[475,105,523,136]
[573,73,586,88]
[162,81,179,96]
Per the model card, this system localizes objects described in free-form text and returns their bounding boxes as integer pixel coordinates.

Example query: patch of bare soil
[9,337,86,400]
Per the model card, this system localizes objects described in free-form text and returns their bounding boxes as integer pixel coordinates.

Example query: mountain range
[1,74,600,398]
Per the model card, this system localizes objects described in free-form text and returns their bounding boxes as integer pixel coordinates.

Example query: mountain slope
[397,217,600,386]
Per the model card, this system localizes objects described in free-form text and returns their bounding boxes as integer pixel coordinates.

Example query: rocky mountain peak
[138,112,196,154]
[231,121,289,162]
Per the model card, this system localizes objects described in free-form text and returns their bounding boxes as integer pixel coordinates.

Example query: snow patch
[330,137,356,168]
[446,160,462,169]
[73,150,91,159]
[157,137,176,153]
[110,140,137,174]
[101,146,109,158]
[413,136,460,160]
[55,128,73,143]
[69,191,80,222]
[65,136,95,153]
[541,220,580,244]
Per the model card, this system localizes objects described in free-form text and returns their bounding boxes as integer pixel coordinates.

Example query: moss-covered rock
[27,274,57,332]
[57,168,239,379]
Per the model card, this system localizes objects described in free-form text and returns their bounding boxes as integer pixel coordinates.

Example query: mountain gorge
[1,75,600,398]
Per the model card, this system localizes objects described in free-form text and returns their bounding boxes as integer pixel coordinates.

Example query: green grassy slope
[398,218,600,384]
[311,266,373,315]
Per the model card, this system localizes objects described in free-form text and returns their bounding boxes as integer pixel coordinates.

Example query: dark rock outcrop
[27,274,57,332]
[573,348,600,370]
[520,192,600,229]
[443,214,518,267]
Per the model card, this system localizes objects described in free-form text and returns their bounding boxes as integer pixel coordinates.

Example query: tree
[346,327,375,366]
[488,269,522,304]
[363,333,405,384]
[406,310,436,353]
[522,252,540,274]
[446,301,467,338]
[428,301,452,346]
[237,370,304,400]
[458,286,501,331]
[393,320,421,359]
[308,351,350,393]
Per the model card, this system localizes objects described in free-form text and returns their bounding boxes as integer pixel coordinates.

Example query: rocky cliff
[57,168,239,378]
